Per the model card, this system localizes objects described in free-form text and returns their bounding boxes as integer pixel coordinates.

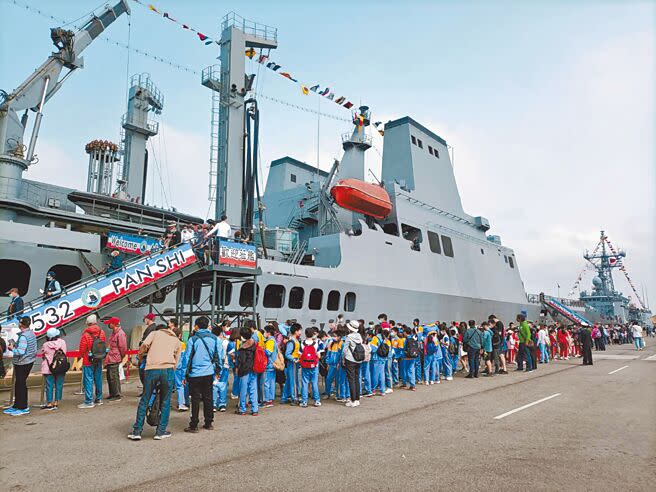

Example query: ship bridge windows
[509,256,515,269]
[382,222,399,236]
[441,235,454,257]
[263,284,285,308]
[239,282,260,307]
[344,292,356,312]
[0,260,31,297]
[401,223,422,251]
[309,288,323,310]
[288,286,304,309]
[411,135,417,146]
[427,231,442,254]
[290,173,297,183]
[327,290,340,311]
[47,264,83,289]
[417,139,423,149]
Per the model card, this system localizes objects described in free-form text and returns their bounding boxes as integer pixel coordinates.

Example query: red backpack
[300,342,319,369]
[253,344,268,374]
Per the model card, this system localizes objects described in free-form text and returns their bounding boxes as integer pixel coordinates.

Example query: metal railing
[341,132,372,147]
[121,113,159,135]
[221,12,277,42]
[527,293,586,309]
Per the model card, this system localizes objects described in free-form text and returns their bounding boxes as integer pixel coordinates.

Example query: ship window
[263,284,285,308]
[239,282,260,307]
[427,231,442,254]
[428,146,433,155]
[211,279,233,306]
[441,235,454,257]
[47,264,82,289]
[509,256,515,268]
[327,290,340,311]
[309,288,323,310]
[434,148,440,158]
[411,135,417,145]
[401,223,422,251]
[288,286,304,309]
[344,292,356,312]
[481,248,485,255]
[290,173,297,183]
[417,139,423,149]
[504,255,508,263]
[183,282,202,305]
[382,223,399,236]
[0,260,31,297]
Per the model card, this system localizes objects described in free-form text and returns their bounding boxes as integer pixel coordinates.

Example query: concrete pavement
[1,342,654,491]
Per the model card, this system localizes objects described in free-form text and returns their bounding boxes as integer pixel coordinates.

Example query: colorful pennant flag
[334,96,345,104]
[148,4,159,13]
[197,32,208,41]
[343,101,354,109]
[280,72,298,82]
[319,87,330,96]
[301,85,309,95]
[326,93,334,100]
[258,54,269,64]
[310,85,320,92]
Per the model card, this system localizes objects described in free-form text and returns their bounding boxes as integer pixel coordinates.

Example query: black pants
[106,363,121,398]
[14,363,33,410]
[582,344,593,365]
[344,360,360,402]
[516,342,525,369]
[188,375,214,428]
[467,348,480,377]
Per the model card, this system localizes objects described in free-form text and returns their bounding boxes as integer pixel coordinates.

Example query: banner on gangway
[106,231,163,255]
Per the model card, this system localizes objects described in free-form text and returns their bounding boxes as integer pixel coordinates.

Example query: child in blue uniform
[263,325,278,407]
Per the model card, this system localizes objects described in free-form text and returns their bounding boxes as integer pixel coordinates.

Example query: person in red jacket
[78,314,107,409]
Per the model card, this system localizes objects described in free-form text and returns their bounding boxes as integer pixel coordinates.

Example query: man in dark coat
[580,326,593,365]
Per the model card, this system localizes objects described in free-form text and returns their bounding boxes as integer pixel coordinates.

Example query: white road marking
[643,354,656,361]
[608,365,629,375]
[494,393,561,420]
[593,354,640,360]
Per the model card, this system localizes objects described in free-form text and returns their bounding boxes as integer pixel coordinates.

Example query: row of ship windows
[411,135,440,158]
[478,248,515,268]
[0,260,82,296]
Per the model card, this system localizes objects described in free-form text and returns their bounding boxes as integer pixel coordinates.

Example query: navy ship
[1,5,564,341]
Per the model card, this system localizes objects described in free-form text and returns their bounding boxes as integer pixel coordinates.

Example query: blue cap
[278,325,288,337]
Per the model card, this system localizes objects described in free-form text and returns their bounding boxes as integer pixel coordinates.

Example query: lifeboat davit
[330,178,392,219]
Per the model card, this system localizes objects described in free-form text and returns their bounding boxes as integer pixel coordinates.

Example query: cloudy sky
[1,0,654,305]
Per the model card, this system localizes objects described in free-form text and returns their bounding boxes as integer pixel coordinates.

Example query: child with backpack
[439,326,452,380]
[360,325,373,397]
[369,325,390,395]
[262,325,278,407]
[403,328,421,391]
[322,333,343,399]
[448,328,460,374]
[236,326,259,416]
[77,315,107,409]
[423,329,439,385]
[281,323,302,405]
[299,327,322,408]
[39,328,68,410]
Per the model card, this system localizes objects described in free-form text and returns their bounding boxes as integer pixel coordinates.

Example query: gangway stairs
[0,243,201,338]
[540,295,592,327]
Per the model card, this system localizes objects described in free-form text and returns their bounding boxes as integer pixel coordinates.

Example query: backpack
[273,347,285,371]
[376,337,390,358]
[363,343,372,362]
[405,338,421,358]
[146,383,161,427]
[253,344,268,374]
[89,332,107,364]
[448,338,459,355]
[300,342,319,369]
[49,348,70,375]
[350,341,365,363]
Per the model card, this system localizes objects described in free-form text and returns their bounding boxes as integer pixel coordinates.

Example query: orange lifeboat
[330,178,392,219]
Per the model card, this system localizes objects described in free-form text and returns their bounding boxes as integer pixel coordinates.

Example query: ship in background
[1,4,649,342]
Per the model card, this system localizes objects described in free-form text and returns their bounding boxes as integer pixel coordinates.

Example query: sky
[1,0,654,305]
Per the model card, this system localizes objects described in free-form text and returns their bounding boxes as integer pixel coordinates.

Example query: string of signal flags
[131,0,360,113]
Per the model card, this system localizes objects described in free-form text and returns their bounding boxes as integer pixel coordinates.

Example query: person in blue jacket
[281,323,301,404]
[360,324,373,397]
[174,333,190,411]
[262,325,278,407]
[423,328,439,384]
[227,330,240,400]
[211,324,230,412]
[439,325,453,381]
[322,333,343,399]
[369,326,390,395]
[414,320,424,383]
[448,327,460,377]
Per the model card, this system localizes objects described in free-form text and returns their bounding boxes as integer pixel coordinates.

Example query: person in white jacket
[342,320,363,407]
[538,326,550,363]
[631,323,645,350]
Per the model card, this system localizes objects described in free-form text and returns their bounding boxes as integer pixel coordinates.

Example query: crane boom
[0,0,130,158]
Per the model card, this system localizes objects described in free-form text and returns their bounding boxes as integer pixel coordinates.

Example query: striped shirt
[13,329,37,366]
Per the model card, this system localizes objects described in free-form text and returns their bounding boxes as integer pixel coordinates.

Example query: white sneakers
[314,401,321,407]
[385,388,393,394]
[446,376,453,381]
[77,402,95,409]
[345,400,361,407]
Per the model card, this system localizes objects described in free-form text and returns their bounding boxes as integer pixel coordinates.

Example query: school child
[439,327,453,380]
[215,327,230,412]
[260,326,277,407]
[397,329,408,387]
[236,326,258,416]
[281,323,301,404]
[299,328,322,407]
[506,330,516,364]
[40,328,67,410]
[448,328,460,374]
[227,330,241,399]
[322,333,343,399]
[174,330,190,411]
[390,326,401,387]
[360,327,373,397]
[549,329,558,360]
[384,327,394,393]
[423,329,439,385]
[413,320,424,383]
[403,328,420,391]
[317,330,328,391]
[369,326,390,395]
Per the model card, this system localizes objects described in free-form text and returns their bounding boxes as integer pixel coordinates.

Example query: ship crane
[0,0,130,162]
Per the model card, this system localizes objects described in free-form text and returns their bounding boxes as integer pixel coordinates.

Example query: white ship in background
[6,3,646,343]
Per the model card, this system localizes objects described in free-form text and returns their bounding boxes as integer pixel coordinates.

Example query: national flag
[343,101,354,109]
[310,85,320,92]
[148,5,159,14]
[319,87,330,96]
[334,96,345,104]
[301,85,309,95]
[280,72,298,82]
[197,32,209,41]
[258,54,269,64]
[245,48,256,59]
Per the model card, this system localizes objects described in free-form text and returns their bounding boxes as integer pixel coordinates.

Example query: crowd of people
[1,308,651,438]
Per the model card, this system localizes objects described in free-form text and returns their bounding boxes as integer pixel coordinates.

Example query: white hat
[46,327,60,338]
[348,320,359,332]
[86,314,97,324]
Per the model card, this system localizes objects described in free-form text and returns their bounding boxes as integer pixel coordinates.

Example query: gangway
[0,243,200,338]
[540,294,592,327]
